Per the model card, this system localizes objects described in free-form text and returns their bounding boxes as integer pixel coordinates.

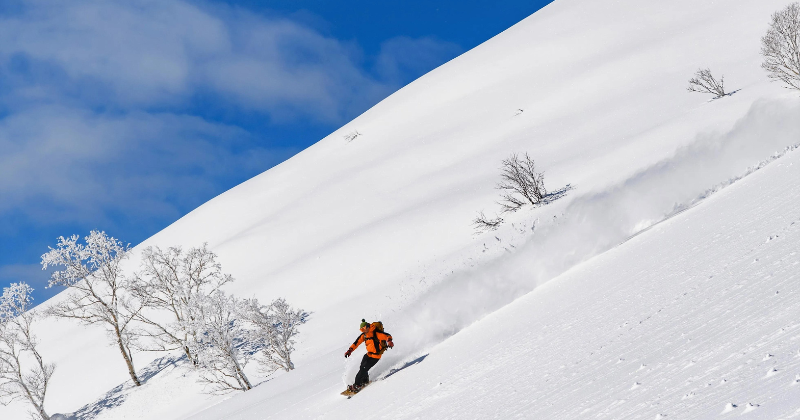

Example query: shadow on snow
[51,354,185,420]
[383,354,428,380]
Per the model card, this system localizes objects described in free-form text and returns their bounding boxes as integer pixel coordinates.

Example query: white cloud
[0,0,225,105]
[0,106,289,225]
[0,0,460,122]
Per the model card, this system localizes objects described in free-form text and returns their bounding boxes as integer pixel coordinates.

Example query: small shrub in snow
[761,2,800,91]
[343,130,362,143]
[129,244,233,365]
[41,231,143,386]
[0,283,55,420]
[242,298,308,374]
[687,68,727,98]
[497,153,547,212]
[472,211,504,232]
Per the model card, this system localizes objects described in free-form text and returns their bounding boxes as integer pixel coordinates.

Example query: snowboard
[340,382,371,398]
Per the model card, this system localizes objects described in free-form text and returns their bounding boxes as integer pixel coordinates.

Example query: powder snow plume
[373,98,800,373]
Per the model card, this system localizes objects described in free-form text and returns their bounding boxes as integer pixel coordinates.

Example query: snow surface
[3,0,800,418]
[192,142,800,420]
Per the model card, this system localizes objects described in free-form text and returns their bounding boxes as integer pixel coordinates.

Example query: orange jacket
[349,324,392,359]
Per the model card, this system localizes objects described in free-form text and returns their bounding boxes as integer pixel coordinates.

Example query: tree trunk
[183,345,197,366]
[232,357,252,390]
[280,342,294,371]
[15,364,49,420]
[285,351,294,371]
[35,404,50,420]
[114,327,141,386]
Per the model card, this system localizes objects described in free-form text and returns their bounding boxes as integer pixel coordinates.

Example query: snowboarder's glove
[387,340,394,349]
[345,349,353,358]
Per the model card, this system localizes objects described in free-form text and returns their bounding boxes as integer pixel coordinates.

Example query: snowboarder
[344,319,393,394]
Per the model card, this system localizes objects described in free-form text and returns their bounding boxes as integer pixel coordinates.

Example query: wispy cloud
[0,0,460,121]
[0,106,283,225]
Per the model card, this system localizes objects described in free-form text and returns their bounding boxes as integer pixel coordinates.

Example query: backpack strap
[370,331,382,355]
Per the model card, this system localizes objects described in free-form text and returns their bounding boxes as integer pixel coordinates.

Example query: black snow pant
[354,354,380,387]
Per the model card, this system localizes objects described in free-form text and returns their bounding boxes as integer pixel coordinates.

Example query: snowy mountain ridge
[4,0,800,418]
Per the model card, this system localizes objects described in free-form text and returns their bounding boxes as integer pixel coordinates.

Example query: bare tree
[343,130,362,143]
[243,298,308,374]
[129,244,232,365]
[41,231,143,386]
[472,211,504,232]
[0,283,55,420]
[185,291,255,394]
[761,2,800,91]
[497,153,547,212]
[687,68,727,98]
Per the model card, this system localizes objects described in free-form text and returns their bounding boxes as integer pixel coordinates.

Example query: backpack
[370,321,388,355]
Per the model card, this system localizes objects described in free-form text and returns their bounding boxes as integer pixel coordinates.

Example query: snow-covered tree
[41,231,143,386]
[497,153,547,212]
[0,283,54,420]
[761,2,800,91]
[186,291,256,394]
[129,244,232,365]
[242,298,308,373]
[126,241,307,393]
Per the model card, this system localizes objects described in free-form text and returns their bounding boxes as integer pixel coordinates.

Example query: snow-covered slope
[192,124,800,420]
[4,0,800,418]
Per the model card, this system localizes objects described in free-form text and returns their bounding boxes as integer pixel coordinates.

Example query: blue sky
[0,0,553,304]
